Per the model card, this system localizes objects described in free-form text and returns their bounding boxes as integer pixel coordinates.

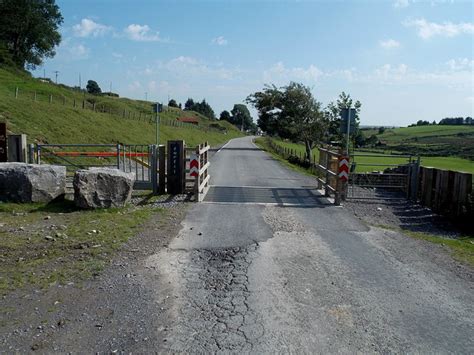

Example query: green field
[0,67,243,147]
[361,125,474,160]
[270,138,474,174]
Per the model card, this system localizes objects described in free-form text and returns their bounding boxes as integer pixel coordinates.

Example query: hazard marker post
[190,154,199,177]
[337,155,350,203]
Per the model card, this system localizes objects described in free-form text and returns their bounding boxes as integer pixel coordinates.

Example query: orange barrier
[47,151,150,157]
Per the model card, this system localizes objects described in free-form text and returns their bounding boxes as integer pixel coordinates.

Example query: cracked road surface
[147,136,473,353]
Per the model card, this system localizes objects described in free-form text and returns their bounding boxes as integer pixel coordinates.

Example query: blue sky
[34,0,473,126]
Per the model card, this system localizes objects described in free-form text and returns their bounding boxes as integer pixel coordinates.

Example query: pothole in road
[160,244,262,352]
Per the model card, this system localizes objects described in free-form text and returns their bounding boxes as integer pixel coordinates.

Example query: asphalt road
[149,136,473,353]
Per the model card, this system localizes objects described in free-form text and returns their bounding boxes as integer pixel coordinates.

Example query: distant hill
[362,125,474,160]
[0,67,242,147]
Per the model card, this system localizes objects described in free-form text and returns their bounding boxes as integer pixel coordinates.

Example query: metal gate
[347,153,420,200]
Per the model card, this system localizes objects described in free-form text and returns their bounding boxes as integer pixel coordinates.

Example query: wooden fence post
[158,145,166,194]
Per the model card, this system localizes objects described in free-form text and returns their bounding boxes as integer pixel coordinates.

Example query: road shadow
[204,186,331,207]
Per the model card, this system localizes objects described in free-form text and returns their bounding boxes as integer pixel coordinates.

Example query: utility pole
[79,73,82,89]
[43,69,46,79]
[53,71,59,84]
[145,92,148,101]
[109,81,112,93]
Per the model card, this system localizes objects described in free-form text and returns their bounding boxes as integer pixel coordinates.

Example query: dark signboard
[0,123,6,162]
[152,103,163,113]
[340,108,356,134]
[167,140,185,194]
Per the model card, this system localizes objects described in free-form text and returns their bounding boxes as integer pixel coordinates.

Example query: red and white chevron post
[338,156,349,181]
[190,154,199,177]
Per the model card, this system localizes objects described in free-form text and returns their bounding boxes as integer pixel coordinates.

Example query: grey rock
[73,168,134,209]
[0,163,66,203]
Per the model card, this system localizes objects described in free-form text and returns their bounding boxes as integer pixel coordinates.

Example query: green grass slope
[369,125,474,159]
[0,67,242,147]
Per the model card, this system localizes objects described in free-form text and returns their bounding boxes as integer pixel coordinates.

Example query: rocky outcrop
[73,168,134,209]
[0,163,66,203]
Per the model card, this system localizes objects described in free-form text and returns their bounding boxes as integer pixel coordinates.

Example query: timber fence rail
[10,87,224,132]
[265,138,343,204]
[417,167,473,218]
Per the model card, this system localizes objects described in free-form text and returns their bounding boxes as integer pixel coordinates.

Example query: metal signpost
[340,108,356,155]
[153,103,163,145]
[0,123,7,162]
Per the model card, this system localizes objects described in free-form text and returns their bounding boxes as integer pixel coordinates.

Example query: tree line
[247,83,362,162]
[410,117,473,127]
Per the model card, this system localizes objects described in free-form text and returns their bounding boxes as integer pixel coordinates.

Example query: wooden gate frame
[193,142,210,202]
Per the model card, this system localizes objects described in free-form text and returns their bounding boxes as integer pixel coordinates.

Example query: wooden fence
[418,167,473,218]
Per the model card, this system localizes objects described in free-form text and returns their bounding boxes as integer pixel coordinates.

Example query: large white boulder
[73,168,135,209]
[0,163,66,203]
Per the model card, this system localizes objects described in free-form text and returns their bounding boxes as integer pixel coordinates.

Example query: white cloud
[124,24,163,42]
[263,62,323,84]
[379,39,401,49]
[393,0,409,8]
[374,64,408,81]
[164,56,238,80]
[212,36,228,46]
[73,18,111,38]
[128,80,142,92]
[446,58,474,71]
[112,52,123,58]
[404,18,474,39]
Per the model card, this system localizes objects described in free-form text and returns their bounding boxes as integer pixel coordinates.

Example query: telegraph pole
[53,71,59,84]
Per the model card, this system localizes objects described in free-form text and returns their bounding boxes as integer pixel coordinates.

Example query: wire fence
[10,86,225,132]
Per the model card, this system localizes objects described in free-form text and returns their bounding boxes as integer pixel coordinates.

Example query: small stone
[198,232,202,236]
[44,235,54,241]
[44,216,51,220]
[91,229,97,234]
[376,207,382,211]
[19,227,25,231]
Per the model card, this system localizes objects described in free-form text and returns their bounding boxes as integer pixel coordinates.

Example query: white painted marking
[216,140,232,154]
[339,158,349,167]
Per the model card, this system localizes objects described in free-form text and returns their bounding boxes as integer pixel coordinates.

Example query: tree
[86,80,101,95]
[247,82,326,162]
[183,98,216,119]
[168,99,178,108]
[220,110,231,121]
[324,92,362,149]
[231,104,253,131]
[184,98,194,110]
[0,0,63,69]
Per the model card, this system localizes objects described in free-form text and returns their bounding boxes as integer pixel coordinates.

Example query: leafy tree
[86,80,101,95]
[248,82,326,162]
[168,99,178,108]
[324,92,362,150]
[184,98,194,110]
[0,0,63,69]
[183,98,216,119]
[220,110,231,121]
[378,127,386,134]
[231,104,253,131]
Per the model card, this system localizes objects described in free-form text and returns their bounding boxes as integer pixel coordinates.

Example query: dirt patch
[0,200,189,353]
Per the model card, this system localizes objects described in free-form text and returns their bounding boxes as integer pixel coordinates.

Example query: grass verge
[374,224,474,267]
[405,231,474,267]
[0,200,160,295]
[254,137,318,178]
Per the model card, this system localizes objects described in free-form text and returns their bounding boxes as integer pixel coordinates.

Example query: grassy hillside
[362,125,474,159]
[0,67,242,147]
